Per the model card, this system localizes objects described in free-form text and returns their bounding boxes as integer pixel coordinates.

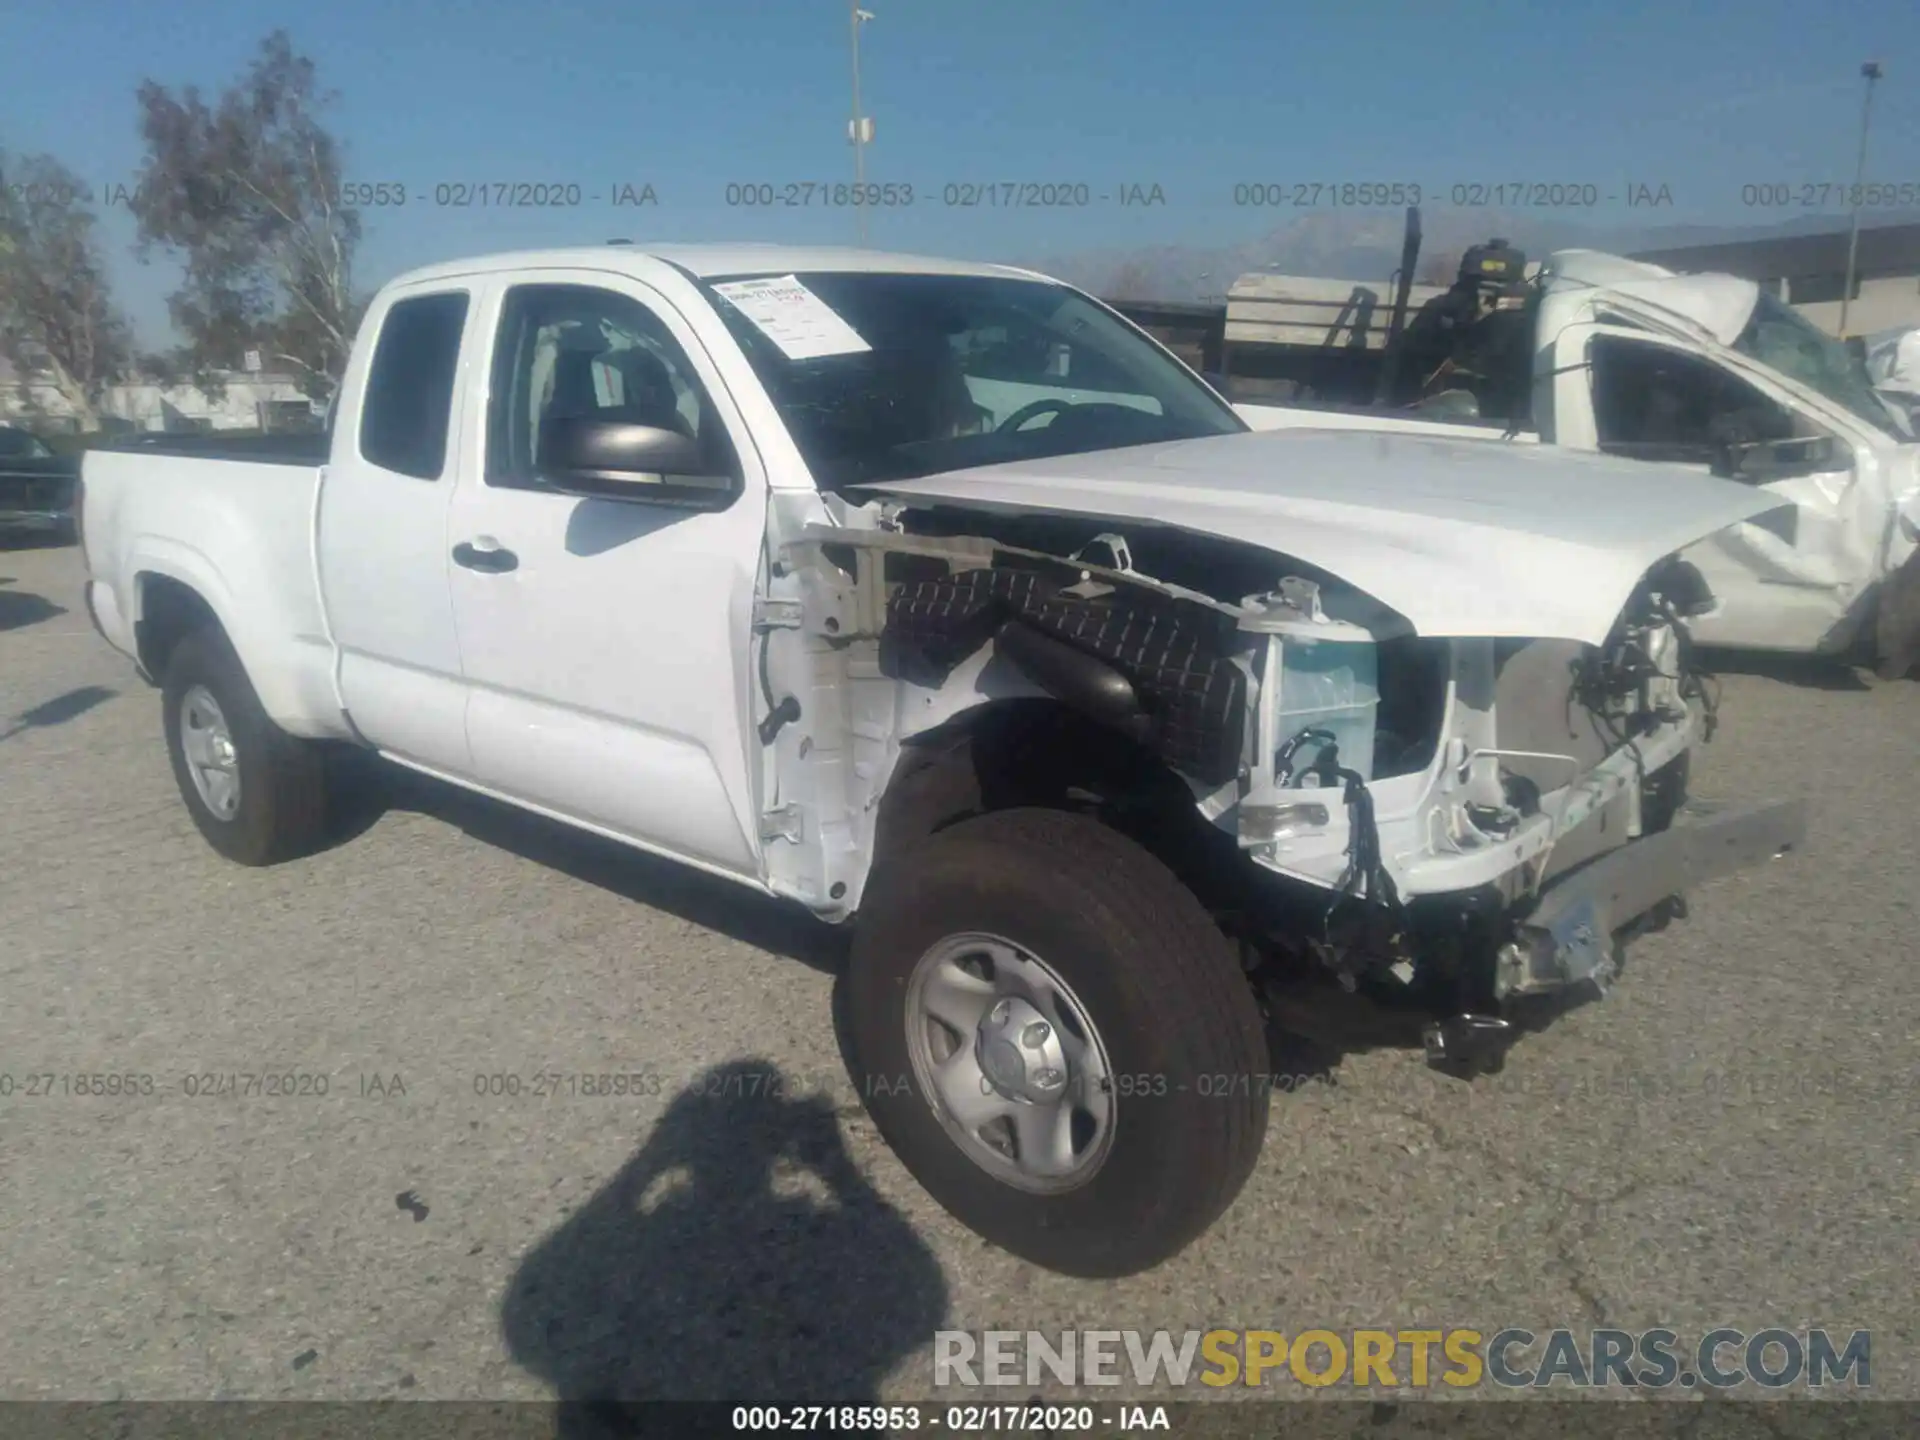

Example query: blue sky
[4,0,1919,346]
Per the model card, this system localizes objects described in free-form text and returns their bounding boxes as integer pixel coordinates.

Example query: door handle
[453,540,518,573]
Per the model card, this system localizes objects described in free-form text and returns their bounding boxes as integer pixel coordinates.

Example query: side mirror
[1712,434,1847,483]
[539,417,737,508]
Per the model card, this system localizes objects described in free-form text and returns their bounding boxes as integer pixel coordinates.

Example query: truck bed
[98,431,330,465]
[80,448,347,738]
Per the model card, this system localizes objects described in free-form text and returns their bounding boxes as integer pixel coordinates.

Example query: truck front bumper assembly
[1502,794,1809,1001]
[1422,795,1808,1072]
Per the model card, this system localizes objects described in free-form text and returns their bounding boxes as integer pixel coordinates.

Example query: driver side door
[1547,321,1861,652]
[444,274,770,880]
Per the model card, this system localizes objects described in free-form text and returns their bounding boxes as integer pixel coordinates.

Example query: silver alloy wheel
[903,931,1117,1193]
[179,684,242,821]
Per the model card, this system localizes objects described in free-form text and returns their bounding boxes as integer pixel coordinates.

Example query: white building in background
[0,354,321,434]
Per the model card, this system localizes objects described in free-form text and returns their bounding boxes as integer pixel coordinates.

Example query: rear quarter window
[359,291,470,480]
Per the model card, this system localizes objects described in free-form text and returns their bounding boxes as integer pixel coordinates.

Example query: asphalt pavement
[3,538,1916,1408]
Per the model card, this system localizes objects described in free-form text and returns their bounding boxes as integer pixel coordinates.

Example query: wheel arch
[868,697,1247,913]
[128,556,343,739]
[135,570,229,686]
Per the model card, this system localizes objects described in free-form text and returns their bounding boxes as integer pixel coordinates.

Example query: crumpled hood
[862,428,1793,646]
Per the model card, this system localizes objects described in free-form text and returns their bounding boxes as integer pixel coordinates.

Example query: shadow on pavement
[1696,646,1871,693]
[0,583,67,633]
[324,753,850,974]
[501,1058,949,1438]
[0,684,116,742]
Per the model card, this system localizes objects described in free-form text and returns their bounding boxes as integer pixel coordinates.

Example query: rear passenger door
[316,283,479,776]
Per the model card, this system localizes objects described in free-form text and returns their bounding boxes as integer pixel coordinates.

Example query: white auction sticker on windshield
[712,275,872,360]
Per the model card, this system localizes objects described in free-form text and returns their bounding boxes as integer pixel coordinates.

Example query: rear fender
[127,539,335,738]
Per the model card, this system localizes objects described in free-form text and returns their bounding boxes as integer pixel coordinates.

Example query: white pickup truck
[1238,249,1920,666]
[78,243,1805,1277]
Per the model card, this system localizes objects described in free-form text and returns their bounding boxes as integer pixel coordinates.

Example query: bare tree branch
[127,30,366,403]
[0,150,134,430]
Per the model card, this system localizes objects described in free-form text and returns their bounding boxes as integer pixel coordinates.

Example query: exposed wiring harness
[1569,624,1657,798]
[1660,596,1721,741]
[1555,592,1720,872]
[1568,594,1720,772]
[1276,727,1408,966]
[755,603,803,745]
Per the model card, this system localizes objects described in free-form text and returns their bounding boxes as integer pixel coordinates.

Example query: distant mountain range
[1028,210,1920,303]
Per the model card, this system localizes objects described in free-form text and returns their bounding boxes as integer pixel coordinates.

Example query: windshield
[1734,294,1911,441]
[699,270,1246,490]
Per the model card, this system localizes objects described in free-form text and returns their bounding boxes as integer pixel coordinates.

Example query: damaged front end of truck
[753,436,1808,1070]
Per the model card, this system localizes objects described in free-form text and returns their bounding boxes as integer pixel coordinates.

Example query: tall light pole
[849,4,875,246]
[1838,60,1883,338]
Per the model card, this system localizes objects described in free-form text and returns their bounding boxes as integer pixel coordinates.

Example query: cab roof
[384,243,1049,291]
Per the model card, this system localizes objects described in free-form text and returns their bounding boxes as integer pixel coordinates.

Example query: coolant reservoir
[1240,580,1385,784]
[1273,621,1379,783]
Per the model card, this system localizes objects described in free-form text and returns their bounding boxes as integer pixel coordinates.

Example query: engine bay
[758,497,1721,1058]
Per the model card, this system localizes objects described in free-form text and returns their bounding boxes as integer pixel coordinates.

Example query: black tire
[1871,553,1920,681]
[161,626,330,865]
[847,807,1270,1278]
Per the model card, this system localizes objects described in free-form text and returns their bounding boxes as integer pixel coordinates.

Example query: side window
[1589,335,1799,464]
[486,283,738,490]
[358,291,469,480]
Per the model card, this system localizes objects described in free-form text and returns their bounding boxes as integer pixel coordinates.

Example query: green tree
[128,30,364,403]
[0,150,134,431]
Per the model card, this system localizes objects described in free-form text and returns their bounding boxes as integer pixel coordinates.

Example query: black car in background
[0,424,79,542]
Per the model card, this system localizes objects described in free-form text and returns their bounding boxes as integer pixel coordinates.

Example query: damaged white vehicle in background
[1865,324,1920,431]
[77,245,1806,1277]
[1239,250,1920,667]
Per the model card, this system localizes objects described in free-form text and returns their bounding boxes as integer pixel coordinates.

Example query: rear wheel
[847,807,1270,1278]
[161,627,330,865]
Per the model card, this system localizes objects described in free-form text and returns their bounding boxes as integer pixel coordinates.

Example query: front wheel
[847,808,1270,1277]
